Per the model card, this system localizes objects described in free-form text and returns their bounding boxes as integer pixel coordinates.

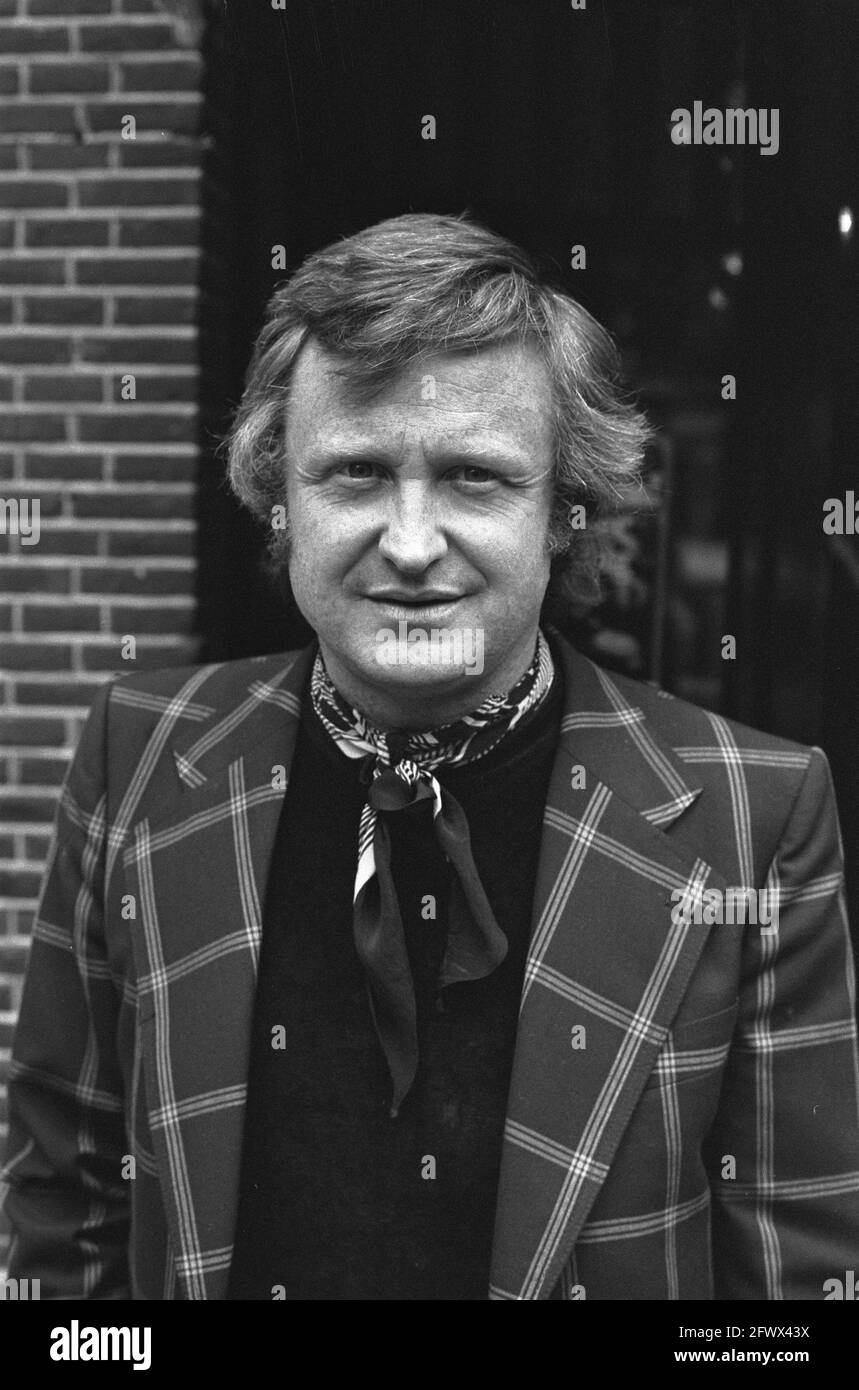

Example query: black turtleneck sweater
[227,663,564,1301]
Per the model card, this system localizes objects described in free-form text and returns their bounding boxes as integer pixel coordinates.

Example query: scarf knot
[368,763,435,814]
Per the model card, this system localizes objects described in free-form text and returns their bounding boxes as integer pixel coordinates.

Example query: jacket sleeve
[706,746,859,1299]
[1,680,131,1298]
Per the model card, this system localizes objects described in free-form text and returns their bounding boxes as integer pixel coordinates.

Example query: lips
[366,593,466,623]
[367,592,463,604]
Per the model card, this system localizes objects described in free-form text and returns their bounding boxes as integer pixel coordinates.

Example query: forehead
[284,337,554,457]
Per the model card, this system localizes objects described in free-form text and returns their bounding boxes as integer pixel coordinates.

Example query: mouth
[367,597,464,623]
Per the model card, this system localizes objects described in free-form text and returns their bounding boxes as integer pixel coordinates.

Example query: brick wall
[0,0,209,1255]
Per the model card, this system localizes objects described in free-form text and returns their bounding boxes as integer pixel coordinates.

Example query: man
[3,213,859,1301]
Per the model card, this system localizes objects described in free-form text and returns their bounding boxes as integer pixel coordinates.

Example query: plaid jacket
[3,633,859,1300]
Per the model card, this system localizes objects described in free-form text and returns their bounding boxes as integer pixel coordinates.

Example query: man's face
[284,337,556,728]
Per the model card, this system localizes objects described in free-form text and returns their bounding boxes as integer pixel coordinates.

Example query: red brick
[79,564,191,595]
[79,21,177,51]
[26,529,98,556]
[0,182,69,210]
[0,103,78,134]
[1,643,73,671]
[118,57,202,90]
[23,828,56,851]
[0,714,67,743]
[0,334,71,362]
[24,216,111,247]
[105,526,193,557]
[0,222,13,249]
[78,175,200,208]
[84,99,202,136]
[29,61,111,94]
[26,142,110,171]
[0,147,18,170]
[22,603,101,632]
[75,254,199,285]
[0,377,12,402]
[0,452,14,477]
[22,374,104,404]
[29,0,111,12]
[112,450,197,480]
[113,293,197,326]
[18,757,72,783]
[0,24,69,52]
[1,489,63,515]
[77,412,196,444]
[79,333,196,365]
[23,295,104,326]
[0,942,35,976]
[0,67,19,96]
[0,415,67,443]
[117,213,200,247]
[0,255,66,284]
[0,791,60,821]
[0,562,70,591]
[108,603,194,634]
[23,449,104,477]
[0,869,43,897]
[79,637,197,670]
[71,485,194,517]
[14,680,103,706]
[116,139,202,169]
[109,372,197,403]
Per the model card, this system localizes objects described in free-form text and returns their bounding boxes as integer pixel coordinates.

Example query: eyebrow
[305,442,535,470]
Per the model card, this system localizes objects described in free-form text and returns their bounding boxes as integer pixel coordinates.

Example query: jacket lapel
[489,638,725,1300]
[123,644,316,1299]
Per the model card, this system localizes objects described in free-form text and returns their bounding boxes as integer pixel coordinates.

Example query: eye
[451,465,497,485]
[340,460,379,480]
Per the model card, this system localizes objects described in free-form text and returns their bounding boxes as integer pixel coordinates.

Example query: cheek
[474,508,552,579]
[287,503,369,617]
[289,495,351,567]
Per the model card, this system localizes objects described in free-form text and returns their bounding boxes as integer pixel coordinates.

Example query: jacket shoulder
[107,647,308,709]
[603,662,814,763]
[591,661,829,877]
[72,647,312,793]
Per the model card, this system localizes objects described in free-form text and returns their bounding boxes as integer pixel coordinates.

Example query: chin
[362,650,482,687]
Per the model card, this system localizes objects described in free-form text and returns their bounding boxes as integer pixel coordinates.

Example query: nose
[377,478,448,573]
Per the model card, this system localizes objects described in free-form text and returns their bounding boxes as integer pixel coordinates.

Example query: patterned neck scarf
[310,629,555,1116]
